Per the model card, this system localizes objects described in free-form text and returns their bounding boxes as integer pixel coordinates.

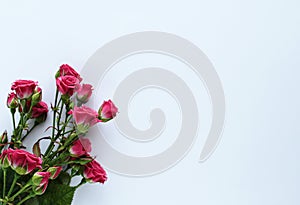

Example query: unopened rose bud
[32,172,51,195]
[32,172,51,186]
[7,92,19,109]
[0,149,11,168]
[31,87,42,106]
[0,131,8,144]
[47,166,62,180]
[0,131,8,152]
[98,100,118,122]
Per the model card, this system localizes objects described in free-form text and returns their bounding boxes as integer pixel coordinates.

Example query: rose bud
[31,87,42,106]
[71,106,101,134]
[0,131,8,152]
[69,138,92,157]
[75,84,93,104]
[32,172,51,195]
[11,80,38,99]
[47,166,62,180]
[98,100,118,122]
[56,64,82,82]
[83,160,107,184]
[33,183,49,195]
[7,92,19,109]
[32,171,51,186]
[0,149,11,168]
[31,101,48,123]
[56,75,80,96]
[1,148,42,175]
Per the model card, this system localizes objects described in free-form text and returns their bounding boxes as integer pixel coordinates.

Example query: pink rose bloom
[75,84,93,104]
[11,80,38,99]
[0,148,42,175]
[7,92,19,108]
[71,106,100,134]
[31,101,48,123]
[56,75,79,96]
[69,138,92,157]
[32,171,51,195]
[98,100,118,122]
[83,160,107,183]
[59,64,82,82]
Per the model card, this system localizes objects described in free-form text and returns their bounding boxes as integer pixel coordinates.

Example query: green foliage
[25,182,77,205]
[0,168,18,195]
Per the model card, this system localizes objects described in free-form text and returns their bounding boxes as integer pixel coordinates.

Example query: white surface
[0,1,299,205]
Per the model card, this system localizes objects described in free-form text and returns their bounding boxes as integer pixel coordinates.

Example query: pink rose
[75,84,93,104]
[69,138,92,157]
[83,160,107,183]
[71,106,100,134]
[11,80,38,99]
[58,64,82,82]
[98,100,118,122]
[7,92,19,108]
[56,75,79,96]
[31,101,48,122]
[32,171,51,195]
[0,148,42,175]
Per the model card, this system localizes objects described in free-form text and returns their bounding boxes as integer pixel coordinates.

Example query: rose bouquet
[0,64,118,205]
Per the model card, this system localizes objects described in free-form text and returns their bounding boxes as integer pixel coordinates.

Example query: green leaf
[25,182,77,205]
[67,158,92,166]
[56,171,71,185]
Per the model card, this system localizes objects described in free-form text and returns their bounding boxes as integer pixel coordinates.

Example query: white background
[0,1,300,205]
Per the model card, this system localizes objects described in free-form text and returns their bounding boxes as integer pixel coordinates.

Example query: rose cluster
[0,64,118,204]
[8,80,48,123]
[54,64,117,183]
[56,64,118,133]
[0,148,62,196]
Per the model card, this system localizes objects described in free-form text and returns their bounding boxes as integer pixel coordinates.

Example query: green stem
[44,90,59,157]
[18,113,25,140]
[16,193,35,205]
[21,123,38,142]
[75,179,87,189]
[7,173,20,198]
[52,89,59,139]
[63,104,70,134]
[9,183,31,202]
[12,112,16,132]
[62,129,74,135]
[56,99,63,130]
[2,169,6,200]
[46,120,73,162]
[55,117,72,141]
